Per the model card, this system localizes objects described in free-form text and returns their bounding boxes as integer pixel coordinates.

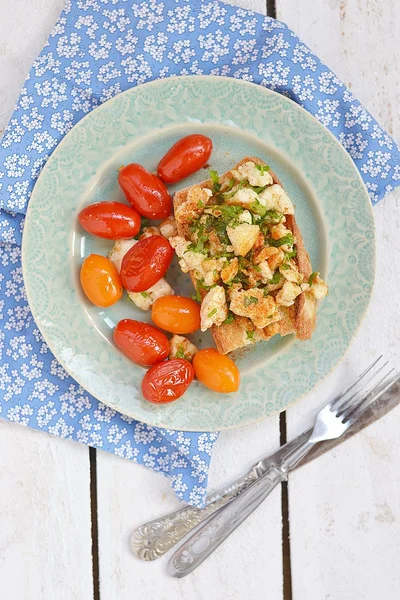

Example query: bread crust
[173,157,317,353]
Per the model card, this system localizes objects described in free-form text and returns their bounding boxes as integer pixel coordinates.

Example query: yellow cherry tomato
[80,254,122,307]
[193,348,240,393]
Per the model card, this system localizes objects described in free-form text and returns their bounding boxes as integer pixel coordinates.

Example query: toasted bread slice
[173,157,318,354]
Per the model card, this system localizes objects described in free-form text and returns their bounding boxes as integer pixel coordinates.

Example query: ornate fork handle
[130,471,259,561]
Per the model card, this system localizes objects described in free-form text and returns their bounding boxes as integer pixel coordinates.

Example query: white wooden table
[1,1,399,598]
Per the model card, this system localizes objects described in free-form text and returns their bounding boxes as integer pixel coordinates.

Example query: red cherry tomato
[118,163,172,219]
[114,319,169,367]
[80,254,123,307]
[78,201,141,239]
[142,359,194,403]
[157,134,213,184]
[152,295,201,334]
[120,235,174,292]
[193,348,240,393]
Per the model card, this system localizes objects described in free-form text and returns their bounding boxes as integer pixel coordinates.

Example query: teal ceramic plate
[22,76,375,431]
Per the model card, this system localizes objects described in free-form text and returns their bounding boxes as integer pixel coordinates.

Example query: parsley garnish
[191,278,210,302]
[244,296,259,307]
[223,312,235,325]
[141,291,150,298]
[250,185,267,195]
[268,233,294,248]
[308,271,318,286]
[249,200,267,217]
[208,308,218,319]
[255,163,270,175]
[269,272,281,285]
[246,330,255,341]
[197,200,204,208]
[280,264,290,270]
[285,248,297,260]
[225,177,236,192]
[188,224,208,254]
[175,346,186,359]
[209,169,221,193]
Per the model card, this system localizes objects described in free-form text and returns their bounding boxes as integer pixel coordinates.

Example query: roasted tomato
[78,201,141,239]
[80,254,122,307]
[157,134,213,183]
[118,163,172,219]
[152,295,201,334]
[193,348,240,393]
[114,319,169,367]
[142,359,194,403]
[120,235,174,292]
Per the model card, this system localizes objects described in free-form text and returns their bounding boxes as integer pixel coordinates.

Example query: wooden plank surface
[0,422,93,600]
[0,2,94,599]
[278,1,400,598]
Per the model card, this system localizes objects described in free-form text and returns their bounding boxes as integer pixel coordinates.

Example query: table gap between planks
[0,1,399,599]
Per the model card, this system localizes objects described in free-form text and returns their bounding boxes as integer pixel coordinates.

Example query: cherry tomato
[120,235,174,293]
[142,359,194,403]
[80,254,122,307]
[193,348,240,393]
[114,319,169,367]
[157,134,213,184]
[152,296,201,334]
[118,163,172,219]
[78,201,141,240]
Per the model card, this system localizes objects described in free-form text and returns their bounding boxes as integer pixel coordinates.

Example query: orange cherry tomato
[114,319,169,367]
[80,254,123,307]
[157,134,213,183]
[193,348,240,393]
[78,201,141,239]
[118,163,172,219]
[142,359,194,403]
[120,235,174,292]
[152,295,201,334]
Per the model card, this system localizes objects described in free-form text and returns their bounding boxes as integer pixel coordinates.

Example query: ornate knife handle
[168,466,284,577]
[130,471,258,561]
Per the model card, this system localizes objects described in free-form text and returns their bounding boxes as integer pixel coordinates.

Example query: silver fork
[168,357,397,577]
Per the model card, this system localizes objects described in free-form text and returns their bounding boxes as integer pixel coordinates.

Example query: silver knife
[131,378,400,562]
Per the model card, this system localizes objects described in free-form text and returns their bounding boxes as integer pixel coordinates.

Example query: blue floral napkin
[0,0,399,507]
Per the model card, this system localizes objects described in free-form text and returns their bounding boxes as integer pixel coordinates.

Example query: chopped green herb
[308,271,318,286]
[280,264,290,270]
[175,347,186,359]
[285,248,297,260]
[187,224,208,254]
[253,264,261,272]
[140,291,150,298]
[269,272,282,285]
[249,200,267,217]
[191,278,210,302]
[255,163,270,175]
[223,312,235,325]
[197,200,204,208]
[250,185,267,195]
[207,308,218,319]
[246,330,255,341]
[244,295,259,307]
[268,233,294,248]
[209,169,221,193]
[225,177,236,192]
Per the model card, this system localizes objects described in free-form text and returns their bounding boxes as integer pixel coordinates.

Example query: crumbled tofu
[175,186,212,225]
[279,264,303,285]
[227,283,243,302]
[265,247,285,270]
[226,223,260,256]
[238,210,253,224]
[169,235,189,257]
[226,187,259,209]
[200,285,228,331]
[259,184,294,214]
[275,281,303,307]
[258,260,273,282]
[310,275,328,300]
[128,278,174,311]
[270,223,292,240]
[169,236,204,274]
[201,257,227,286]
[208,231,224,256]
[221,257,239,283]
[139,226,161,239]
[169,335,198,361]
[108,238,137,273]
[229,288,281,330]
[159,216,178,239]
[231,161,273,187]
